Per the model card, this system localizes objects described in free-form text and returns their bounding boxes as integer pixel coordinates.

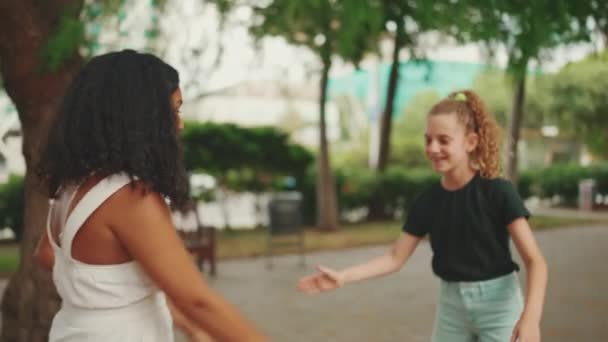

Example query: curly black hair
[37,49,190,210]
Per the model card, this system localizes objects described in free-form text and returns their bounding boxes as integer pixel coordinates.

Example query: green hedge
[337,167,439,219]
[519,163,608,205]
[299,163,608,224]
[2,164,603,236]
[297,166,439,223]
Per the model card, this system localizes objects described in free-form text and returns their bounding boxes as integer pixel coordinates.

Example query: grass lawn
[0,244,19,277]
[0,215,604,278]
[216,215,605,259]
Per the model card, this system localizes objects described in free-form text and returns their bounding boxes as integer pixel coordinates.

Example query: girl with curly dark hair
[298,90,548,342]
[34,50,265,342]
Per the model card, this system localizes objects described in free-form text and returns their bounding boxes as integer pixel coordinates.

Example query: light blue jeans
[432,272,524,342]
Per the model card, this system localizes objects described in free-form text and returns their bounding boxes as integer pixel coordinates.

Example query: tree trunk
[0,1,83,341]
[505,70,527,184]
[376,23,404,173]
[316,52,339,231]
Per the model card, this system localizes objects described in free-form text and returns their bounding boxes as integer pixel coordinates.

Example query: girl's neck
[441,166,476,191]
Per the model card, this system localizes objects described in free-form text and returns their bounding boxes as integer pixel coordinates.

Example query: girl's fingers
[510,329,519,342]
[316,265,338,280]
[297,275,324,294]
[297,276,316,290]
[317,265,343,286]
[297,267,341,295]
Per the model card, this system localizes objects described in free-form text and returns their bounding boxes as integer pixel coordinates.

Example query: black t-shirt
[403,173,530,282]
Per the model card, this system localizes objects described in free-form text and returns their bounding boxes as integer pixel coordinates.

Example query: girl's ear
[466,132,479,153]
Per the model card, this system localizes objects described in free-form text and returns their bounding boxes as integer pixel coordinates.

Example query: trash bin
[266,191,305,268]
[579,179,596,211]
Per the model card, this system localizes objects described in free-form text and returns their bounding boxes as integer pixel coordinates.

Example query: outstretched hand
[510,317,540,342]
[297,265,345,294]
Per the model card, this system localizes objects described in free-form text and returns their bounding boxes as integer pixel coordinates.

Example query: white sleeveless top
[47,173,174,341]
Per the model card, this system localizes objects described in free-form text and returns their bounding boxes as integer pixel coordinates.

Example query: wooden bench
[174,203,217,276]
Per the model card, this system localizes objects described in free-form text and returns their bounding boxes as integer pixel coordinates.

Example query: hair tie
[453,92,467,101]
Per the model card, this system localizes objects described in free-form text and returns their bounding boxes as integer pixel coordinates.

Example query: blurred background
[0,1,607,341]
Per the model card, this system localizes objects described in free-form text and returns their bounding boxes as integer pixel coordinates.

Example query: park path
[184,224,608,341]
[2,224,607,341]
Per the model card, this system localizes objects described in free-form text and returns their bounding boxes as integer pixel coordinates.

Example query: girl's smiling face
[425,112,478,174]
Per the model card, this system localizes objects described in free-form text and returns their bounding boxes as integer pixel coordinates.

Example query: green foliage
[389,90,438,168]
[250,1,385,65]
[332,146,369,169]
[298,165,439,222]
[472,1,591,75]
[472,69,512,125]
[248,1,388,228]
[523,74,554,129]
[0,176,25,241]
[332,90,438,171]
[471,55,608,158]
[534,164,586,202]
[517,170,536,200]
[435,0,597,119]
[335,1,384,66]
[144,28,160,39]
[0,245,20,275]
[40,0,125,70]
[41,9,85,71]
[473,69,550,129]
[383,1,438,56]
[437,0,598,180]
[180,122,313,192]
[548,53,608,156]
[337,166,439,219]
[519,163,608,205]
[394,90,437,136]
[40,0,169,70]
[302,159,608,221]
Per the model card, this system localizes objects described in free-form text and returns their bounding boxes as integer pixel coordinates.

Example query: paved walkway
[2,225,607,341]
[530,205,608,221]
[196,224,608,341]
